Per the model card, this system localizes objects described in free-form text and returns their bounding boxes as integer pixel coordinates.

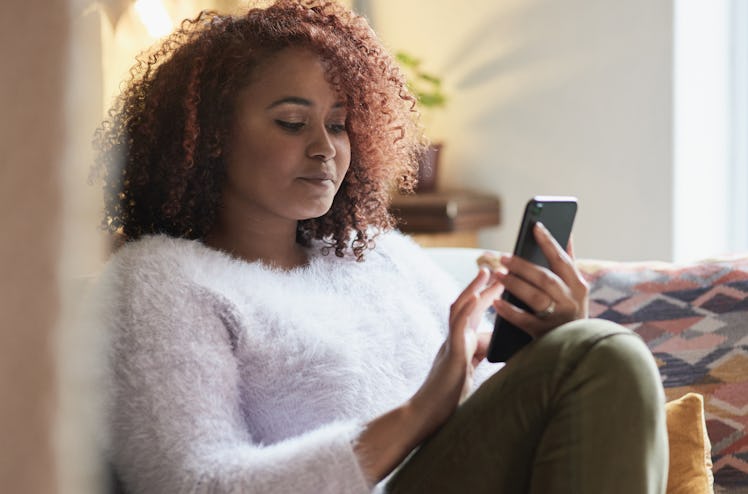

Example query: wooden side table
[389,190,501,247]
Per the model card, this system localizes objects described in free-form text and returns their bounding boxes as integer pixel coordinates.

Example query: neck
[204,214,308,271]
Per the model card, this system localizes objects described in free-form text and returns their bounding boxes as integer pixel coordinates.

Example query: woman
[91,1,668,492]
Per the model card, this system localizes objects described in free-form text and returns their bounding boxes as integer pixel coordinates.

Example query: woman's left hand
[493,222,589,339]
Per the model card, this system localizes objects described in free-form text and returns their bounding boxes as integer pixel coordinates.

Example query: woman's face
[220,47,351,227]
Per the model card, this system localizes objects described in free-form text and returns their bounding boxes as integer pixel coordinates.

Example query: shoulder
[96,235,240,320]
[101,236,200,294]
[102,234,253,291]
[105,234,221,277]
[93,236,244,359]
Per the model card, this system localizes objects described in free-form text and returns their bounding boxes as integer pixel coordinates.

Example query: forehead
[238,47,344,104]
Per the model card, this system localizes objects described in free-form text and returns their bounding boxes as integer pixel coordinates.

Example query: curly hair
[92,0,424,259]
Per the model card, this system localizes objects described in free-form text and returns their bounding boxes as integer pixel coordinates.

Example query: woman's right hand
[353,268,502,483]
[407,267,504,438]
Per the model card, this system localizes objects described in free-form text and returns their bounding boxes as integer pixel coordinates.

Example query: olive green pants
[386,319,669,494]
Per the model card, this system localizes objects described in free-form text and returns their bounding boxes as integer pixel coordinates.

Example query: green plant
[395,51,447,109]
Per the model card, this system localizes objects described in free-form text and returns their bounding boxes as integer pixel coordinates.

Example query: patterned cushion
[578,256,748,492]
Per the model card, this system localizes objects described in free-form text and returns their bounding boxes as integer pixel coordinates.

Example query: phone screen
[486,196,578,363]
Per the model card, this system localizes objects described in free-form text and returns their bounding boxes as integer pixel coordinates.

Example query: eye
[275,120,305,132]
[327,122,347,134]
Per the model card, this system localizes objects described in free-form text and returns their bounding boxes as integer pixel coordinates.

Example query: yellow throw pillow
[666,393,714,494]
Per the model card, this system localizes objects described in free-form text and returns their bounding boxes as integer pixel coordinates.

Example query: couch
[427,248,748,494]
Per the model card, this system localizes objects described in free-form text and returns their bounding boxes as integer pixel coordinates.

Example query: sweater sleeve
[103,260,372,494]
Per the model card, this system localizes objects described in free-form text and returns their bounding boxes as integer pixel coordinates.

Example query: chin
[308,209,333,220]
[297,204,335,221]
[290,191,339,221]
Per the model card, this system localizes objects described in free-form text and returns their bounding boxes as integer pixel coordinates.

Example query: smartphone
[486,196,578,363]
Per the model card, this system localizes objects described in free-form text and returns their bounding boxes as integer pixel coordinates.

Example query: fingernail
[536,222,547,231]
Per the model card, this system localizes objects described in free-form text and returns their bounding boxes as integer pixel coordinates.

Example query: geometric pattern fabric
[579,256,748,492]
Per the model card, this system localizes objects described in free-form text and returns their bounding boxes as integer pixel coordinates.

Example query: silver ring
[536,299,556,319]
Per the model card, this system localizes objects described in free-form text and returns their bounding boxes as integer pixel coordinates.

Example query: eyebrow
[266,96,345,110]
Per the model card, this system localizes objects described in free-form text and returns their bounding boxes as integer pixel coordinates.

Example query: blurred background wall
[367,0,675,262]
[363,0,745,263]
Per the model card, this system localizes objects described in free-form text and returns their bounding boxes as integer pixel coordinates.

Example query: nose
[306,124,336,162]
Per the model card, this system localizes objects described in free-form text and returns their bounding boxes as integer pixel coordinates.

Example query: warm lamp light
[133,0,173,38]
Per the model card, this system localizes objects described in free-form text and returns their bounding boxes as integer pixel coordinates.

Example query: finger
[499,254,568,306]
[459,267,491,302]
[464,327,478,361]
[494,270,555,315]
[449,291,481,349]
[493,298,545,338]
[466,278,505,332]
[450,268,490,325]
[566,234,576,259]
[533,223,585,291]
[451,298,485,365]
[476,273,504,309]
[472,331,492,364]
[471,266,491,287]
[533,223,575,275]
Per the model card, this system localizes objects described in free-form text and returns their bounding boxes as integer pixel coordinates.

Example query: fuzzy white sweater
[95,231,498,493]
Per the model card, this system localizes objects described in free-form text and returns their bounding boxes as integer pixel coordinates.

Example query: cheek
[239,133,282,168]
[227,134,290,183]
[336,136,352,174]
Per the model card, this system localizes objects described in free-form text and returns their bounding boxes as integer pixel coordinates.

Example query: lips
[298,174,335,192]
[299,172,335,181]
